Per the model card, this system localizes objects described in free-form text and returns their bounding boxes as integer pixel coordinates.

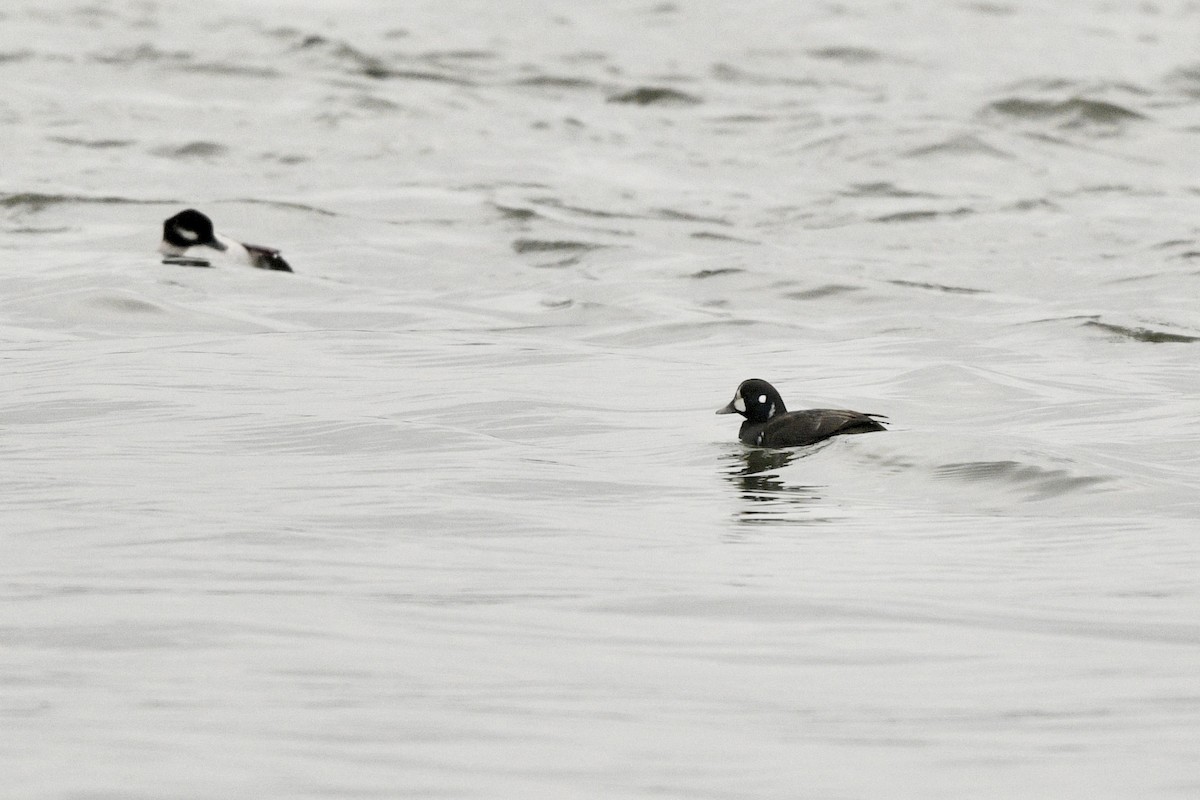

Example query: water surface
[3,1,1200,797]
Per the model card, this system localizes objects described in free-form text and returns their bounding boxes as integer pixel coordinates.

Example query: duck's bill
[716,393,746,415]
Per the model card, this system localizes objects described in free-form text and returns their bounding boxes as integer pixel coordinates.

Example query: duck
[717,378,886,448]
[159,209,293,272]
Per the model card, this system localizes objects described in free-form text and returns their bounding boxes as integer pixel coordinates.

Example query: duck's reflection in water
[720,445,833,527]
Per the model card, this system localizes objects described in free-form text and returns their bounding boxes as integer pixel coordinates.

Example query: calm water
[3,1,1200,797]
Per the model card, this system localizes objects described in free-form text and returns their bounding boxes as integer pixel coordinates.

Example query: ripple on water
[1164,63,1200,98]
[901,134,1014,159]
[298,35,473,83]
[840,182,941,199]
[932,459,1113,500]
[1,192,155,211]
[47,136,135,149]
[783,284,863,300]
[689,231,757,243]
[981,96,1146,133]
[718,447,845,527]
[607,86,702,106]
[1083,320,1200,344]
[91,44,190,65]
[3,397,171,426]
[888,279,988,296]
[710,63,822,88]
[511,237,609,268]
[152,141,228,159]
[872,207,974,223]
[807,46,885,64]
[689,267,744,279]
[511,238,605,255]
[511,74,604,92]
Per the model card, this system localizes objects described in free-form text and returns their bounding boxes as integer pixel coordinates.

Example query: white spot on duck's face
[732,394,746,413]
[176,227,200,242]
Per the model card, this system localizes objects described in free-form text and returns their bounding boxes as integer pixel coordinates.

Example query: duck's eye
[757,394,767,404]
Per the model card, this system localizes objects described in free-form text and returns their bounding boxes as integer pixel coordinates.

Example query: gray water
[3,1,1200,797]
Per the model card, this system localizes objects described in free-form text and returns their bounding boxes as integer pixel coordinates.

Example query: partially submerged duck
[159,209,293,272]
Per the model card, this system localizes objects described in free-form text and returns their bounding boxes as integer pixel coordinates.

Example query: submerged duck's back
[242,243,293,272]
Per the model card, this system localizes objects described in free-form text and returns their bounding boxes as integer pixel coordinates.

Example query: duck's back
[741,408,886,448]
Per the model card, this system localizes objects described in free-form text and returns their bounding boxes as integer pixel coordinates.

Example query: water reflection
[720,446,831,527]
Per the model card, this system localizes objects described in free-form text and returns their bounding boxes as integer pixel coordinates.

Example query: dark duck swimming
[717,378,886,448]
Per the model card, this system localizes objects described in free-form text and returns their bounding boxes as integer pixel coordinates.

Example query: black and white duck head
[716,378,786,423]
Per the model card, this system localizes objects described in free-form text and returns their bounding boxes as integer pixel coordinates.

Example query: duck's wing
[759,408,886,448]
